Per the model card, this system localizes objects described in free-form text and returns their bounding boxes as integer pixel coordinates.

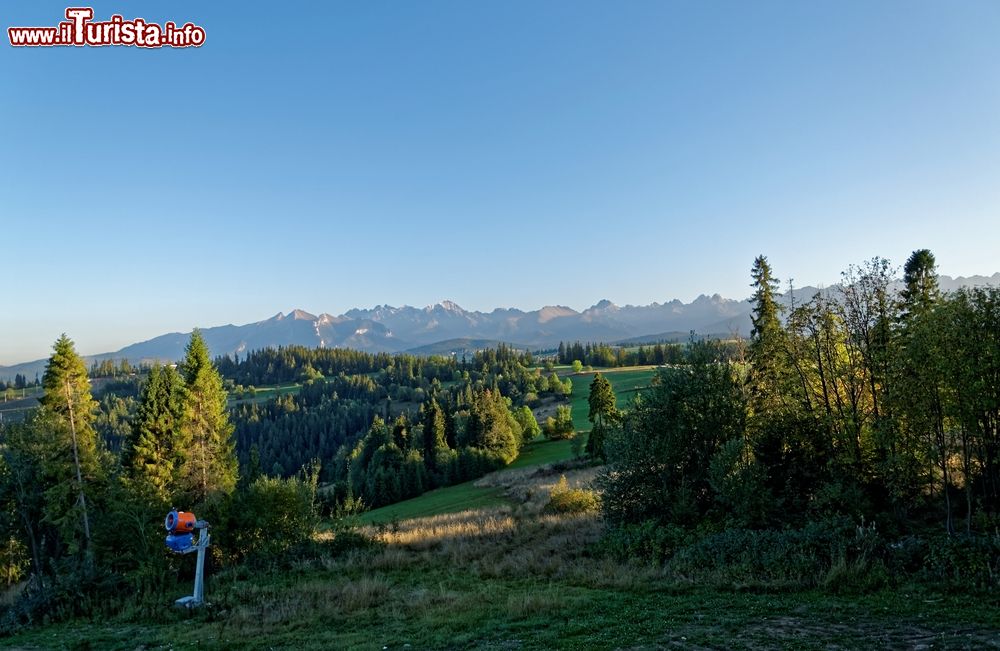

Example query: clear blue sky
[2,1,999,365]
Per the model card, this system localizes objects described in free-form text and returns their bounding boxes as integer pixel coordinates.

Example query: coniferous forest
[1,250,999,646]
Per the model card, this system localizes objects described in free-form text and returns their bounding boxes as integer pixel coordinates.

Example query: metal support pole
[173,521,210,608]
[193,529,209,604]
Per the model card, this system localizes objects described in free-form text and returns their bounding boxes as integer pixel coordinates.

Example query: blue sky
[2,1,999,365]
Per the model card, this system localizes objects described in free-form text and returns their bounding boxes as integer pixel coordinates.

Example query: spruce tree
[422,398,448,476]
[178,330,237,504]
[587,373,617,427]
[463,389,519,463]
[747,255,794,412]
[125,365,184,502]
[586,373,617,460]
[894,249,951,531]
[900,248,940,318]
[37,334,104,557]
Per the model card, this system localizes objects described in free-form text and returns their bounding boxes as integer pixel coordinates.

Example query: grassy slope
[7,537,999,650]
[566,367,656,431]
[356,483,507,525]
[358,436,578,524]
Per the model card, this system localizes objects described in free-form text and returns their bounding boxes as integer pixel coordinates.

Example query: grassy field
[356,482,508,525]
[566,366,657,431]
[7,505,999,650]
[508,437,575,469]
[228,382,302,406]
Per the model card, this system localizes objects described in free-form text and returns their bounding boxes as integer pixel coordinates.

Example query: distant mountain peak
[435,300,466,313]
[317,313,346,325]
[288,309,318,321]
[538,305,578,323]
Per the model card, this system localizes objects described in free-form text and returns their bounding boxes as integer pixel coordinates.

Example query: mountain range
[3,273,998,382]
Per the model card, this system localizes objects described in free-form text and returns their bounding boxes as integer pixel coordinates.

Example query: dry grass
[341,464,661,592]
[368,508,519,550]
[474,462,602,511]
[225,574,394,631]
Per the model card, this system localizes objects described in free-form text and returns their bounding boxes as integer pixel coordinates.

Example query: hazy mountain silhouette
[2,273,997,381]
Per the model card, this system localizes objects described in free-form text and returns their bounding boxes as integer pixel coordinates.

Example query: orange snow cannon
[165,510,197,535]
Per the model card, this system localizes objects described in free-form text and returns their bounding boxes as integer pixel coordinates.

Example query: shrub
[222,473,319,561]
[543,476,599,515]
[664,518,888,591]
[921,533,1000,590]
[543,406,575,440]
[597,520,692,562]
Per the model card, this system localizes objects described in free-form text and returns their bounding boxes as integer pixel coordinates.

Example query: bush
[597,520,692,562]
[222,473,319,561]
[544,476,599,514]
[664,518,888,591]
[921,533,1000,590]
[543,406,575,440]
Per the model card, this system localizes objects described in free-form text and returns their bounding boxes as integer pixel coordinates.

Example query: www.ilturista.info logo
[8,7,205,48]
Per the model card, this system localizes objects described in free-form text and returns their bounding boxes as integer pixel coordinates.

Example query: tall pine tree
[747,255,796,413]
[177,330,237,504]
[124,364,184,502]
[37,334,105,558]
[586,373,618,461]
[422,398,448,477]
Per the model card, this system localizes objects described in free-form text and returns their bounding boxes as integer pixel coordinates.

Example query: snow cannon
[164,510,197,553]
[165,510,197,534]
[163,509,212,608]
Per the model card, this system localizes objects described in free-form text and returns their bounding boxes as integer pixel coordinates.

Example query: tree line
[0,374,38,392]
[597,251,1000,587]
[557,340,692,368]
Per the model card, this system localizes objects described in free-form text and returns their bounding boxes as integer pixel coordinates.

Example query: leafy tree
[513,405,541,443]
[543,405,575,440]
[937,287,1000,532]
[599,341,745,526]
[571,360,583,373]
[177,330,238,505]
